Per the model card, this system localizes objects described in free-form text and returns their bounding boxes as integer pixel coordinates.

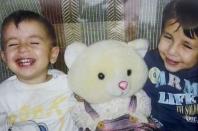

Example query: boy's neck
[17,74,52,85]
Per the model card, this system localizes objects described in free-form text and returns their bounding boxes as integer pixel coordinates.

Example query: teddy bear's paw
[79,127,92,131]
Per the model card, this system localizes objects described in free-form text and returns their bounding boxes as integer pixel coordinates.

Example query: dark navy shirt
[143,49,198,131]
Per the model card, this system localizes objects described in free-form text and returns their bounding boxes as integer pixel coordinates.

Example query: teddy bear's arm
[131,90,151,123]
[71,102,100,131]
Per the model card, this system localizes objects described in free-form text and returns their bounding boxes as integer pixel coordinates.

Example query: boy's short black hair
[1,10,57,50]
[162,0,198,39]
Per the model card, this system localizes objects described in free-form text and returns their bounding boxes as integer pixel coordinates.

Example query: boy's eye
[30,42,39,45]
[6,40,19,47]
[163,34,172,40]
[7,43,19,47]
[183,42,192,49]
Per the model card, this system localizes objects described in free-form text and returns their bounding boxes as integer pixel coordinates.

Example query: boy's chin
[164,63,181,73]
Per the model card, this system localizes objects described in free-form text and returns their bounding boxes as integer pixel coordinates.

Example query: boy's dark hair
[1,10,57,50]
[162,0,198,39]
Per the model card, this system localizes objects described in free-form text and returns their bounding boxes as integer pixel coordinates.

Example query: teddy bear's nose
[119,81,128,90]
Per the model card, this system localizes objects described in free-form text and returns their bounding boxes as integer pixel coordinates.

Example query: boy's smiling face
[158,19,198,72]
[1,20,59,84]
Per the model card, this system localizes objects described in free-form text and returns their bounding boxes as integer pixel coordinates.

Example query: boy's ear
[50,46,60,64]
[0,50,6,64]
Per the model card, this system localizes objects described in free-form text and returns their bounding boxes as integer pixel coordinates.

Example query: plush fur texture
[65,39,151,130]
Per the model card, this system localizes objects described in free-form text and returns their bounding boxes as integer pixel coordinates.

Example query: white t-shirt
[0,69,78,131]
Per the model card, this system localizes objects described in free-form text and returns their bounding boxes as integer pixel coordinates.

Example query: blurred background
[0,0,171,82]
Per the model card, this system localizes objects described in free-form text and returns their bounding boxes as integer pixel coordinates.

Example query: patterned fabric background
[0,0,171,82]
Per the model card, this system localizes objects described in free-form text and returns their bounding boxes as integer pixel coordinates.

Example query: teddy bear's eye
[127,69,132,76]
[98,72,105,80]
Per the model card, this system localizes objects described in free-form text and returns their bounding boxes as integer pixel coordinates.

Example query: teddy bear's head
[65,39,148,104]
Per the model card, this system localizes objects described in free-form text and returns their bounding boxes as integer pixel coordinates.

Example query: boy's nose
[167,43,178,56]
[18,43,30,52]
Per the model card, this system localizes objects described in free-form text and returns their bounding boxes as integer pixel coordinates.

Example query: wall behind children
[0,0,171,82]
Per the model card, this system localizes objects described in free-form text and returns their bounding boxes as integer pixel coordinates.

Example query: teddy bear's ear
[64,42,87,68]
[128,39,149,57]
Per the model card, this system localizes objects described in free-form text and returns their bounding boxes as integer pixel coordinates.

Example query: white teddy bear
[65,39,153,131]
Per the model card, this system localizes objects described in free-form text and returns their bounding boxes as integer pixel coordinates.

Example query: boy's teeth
[21,59,30,62]
[16,58,35,66]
